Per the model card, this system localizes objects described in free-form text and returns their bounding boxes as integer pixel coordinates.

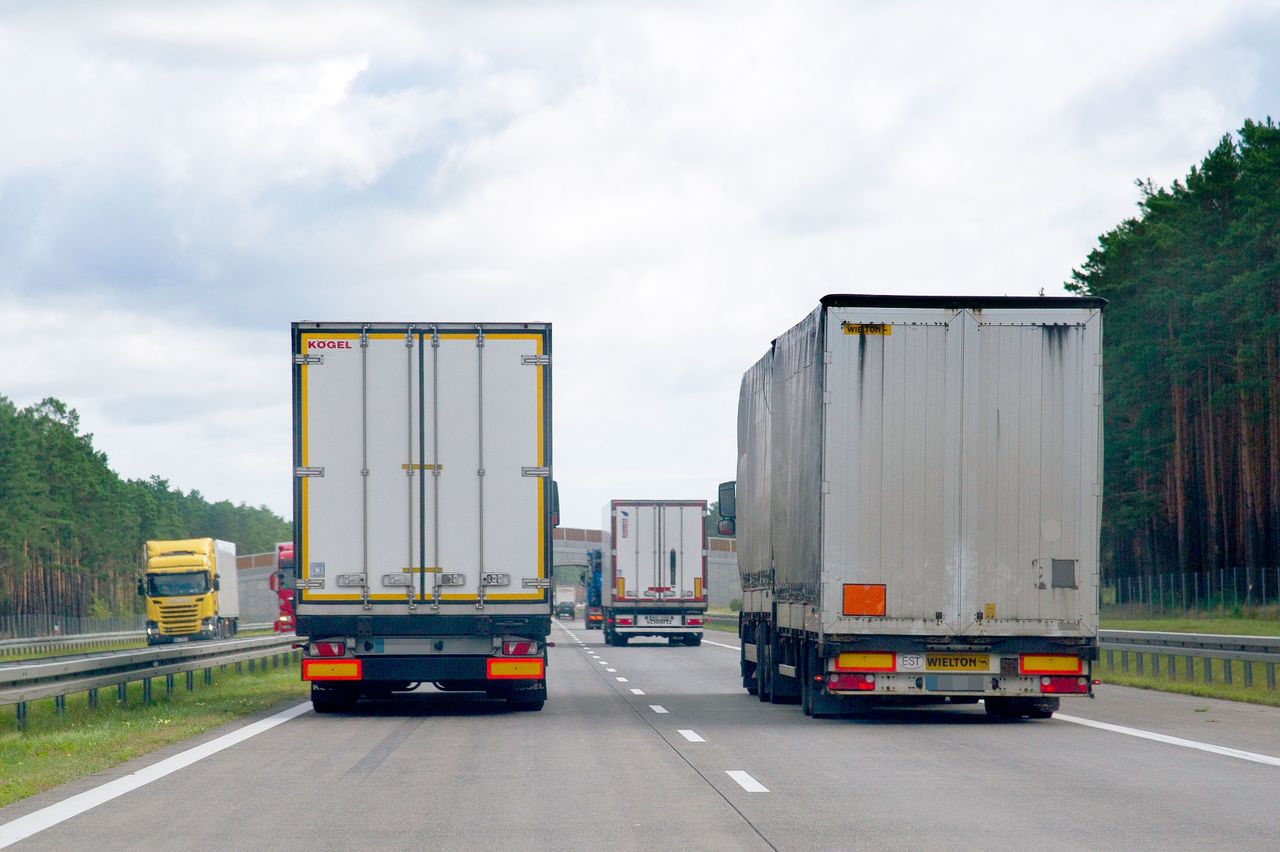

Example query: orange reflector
[842,583,886,616]
[694,577,703,599]
[487,658,545,680]
[834,652,895,672]
[1020,654,1083,675]
[616,578,626,598]
[302,659,362,681]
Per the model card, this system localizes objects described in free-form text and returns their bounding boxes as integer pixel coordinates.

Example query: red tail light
[686,617,703,626]
[617,617,633,626]
[502,640,540,656]
[1039,676,1089,694]
[308,641,346,657]
[828,673,876,691]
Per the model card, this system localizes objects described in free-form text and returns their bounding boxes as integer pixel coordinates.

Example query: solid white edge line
[678,730,705,743]
[649,705,669,713]
[703,639,740,651]
[726,770,768,792]
[630,688,645,695]
[0,701,313,848]
[1055,714,1280,767]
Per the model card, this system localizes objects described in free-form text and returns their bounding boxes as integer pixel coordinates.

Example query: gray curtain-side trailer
[719,294,1104,719]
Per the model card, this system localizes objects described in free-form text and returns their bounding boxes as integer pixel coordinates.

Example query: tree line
[1069,118,1280,581]
[0,396,291,621]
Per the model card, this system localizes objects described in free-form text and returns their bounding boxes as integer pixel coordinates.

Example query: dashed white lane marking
[703,639,741,651]
[630,688,646,695]
[0,702,312,849]
[596,660,608,665]
[678,730,705,743]
[1055,714,1280,767]
[606,668,617,672]
[650,705,669,714]
[616,677,629,682]
[726,770,768,792]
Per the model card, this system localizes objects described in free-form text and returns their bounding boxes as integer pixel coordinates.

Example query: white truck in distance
[601,500,708,646]
[293,321,555,713]
[720,294,1104,719]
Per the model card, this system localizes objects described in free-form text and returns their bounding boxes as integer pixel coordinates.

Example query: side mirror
[717,480,736,519]
[213,575,221,591]
[550,480,561,528]
[136,578,145,597]
[717,518,736,537]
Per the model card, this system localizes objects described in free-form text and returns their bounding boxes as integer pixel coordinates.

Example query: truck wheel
[509,699,545,712]
[983,698,1022,719]
[684,636,702,647]
[741,634,758,694]
[800,644,813,716]
[311,685,356,714]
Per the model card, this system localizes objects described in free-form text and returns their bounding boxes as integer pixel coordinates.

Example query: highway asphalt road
[3,621,1278,851]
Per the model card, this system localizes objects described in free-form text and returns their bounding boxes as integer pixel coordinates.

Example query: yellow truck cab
[139,538,239,644]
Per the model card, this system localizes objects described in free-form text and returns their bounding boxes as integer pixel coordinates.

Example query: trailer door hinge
[521,466,550,477]
[522,577,552,589]
[295,579,324,590]
[294,354,324,365]
[821,481,831,494]
[822,391,833,405]
[521,354,550,366]
[295,466,325,478]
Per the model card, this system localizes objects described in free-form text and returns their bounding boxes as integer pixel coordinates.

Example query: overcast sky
[1,1,1277,528]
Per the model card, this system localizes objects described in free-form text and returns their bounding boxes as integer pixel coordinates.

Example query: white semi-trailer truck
[601,500,707,646]
[719,295,1104,719]
[292,322,554,713]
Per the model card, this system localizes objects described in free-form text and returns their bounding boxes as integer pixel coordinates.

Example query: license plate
[641,615,673,626]
[925,674,985,691]
[925,653,990,672]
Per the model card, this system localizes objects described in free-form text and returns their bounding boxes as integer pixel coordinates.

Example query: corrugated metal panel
[822,307,960,633]
[816,303,1101,637]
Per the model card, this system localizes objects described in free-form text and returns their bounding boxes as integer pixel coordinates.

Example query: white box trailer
[292,322,554,712]
[720,295,1104,718]
[214,539,239,621]
[601,500,708,646]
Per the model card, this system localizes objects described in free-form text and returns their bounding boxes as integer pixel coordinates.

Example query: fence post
[1203,657,1213,685]
[1223,657,1232,685]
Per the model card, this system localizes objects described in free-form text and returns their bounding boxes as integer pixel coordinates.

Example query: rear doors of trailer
[820,303,1101,637]
[607,501,707,607]
[293,323,553,615]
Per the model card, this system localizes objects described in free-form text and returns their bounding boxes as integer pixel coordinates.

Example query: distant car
[584,606,604,630]
[555,601,576,619]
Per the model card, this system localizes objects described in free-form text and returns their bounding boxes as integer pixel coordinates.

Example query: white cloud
[1,0,1277,525]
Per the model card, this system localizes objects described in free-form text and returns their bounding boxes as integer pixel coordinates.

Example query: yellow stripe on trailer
[487,659,545,679]
[302,660,362,681]
[835,652,896,672]
[1020,654,1083,675]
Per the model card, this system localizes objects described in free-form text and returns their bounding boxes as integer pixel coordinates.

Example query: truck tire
[741,629,758,694]
[509,699,545,712]
[311,684,357,714]
[684,635,702,647]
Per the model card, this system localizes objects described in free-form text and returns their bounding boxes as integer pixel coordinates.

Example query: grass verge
[0,659,307,809]
[1101,617,1280,636]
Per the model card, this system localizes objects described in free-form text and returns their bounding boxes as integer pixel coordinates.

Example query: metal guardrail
[704,617,1279,690]
[0,623,277,659]
[1099,629,1280,690]
[0,633,299,728]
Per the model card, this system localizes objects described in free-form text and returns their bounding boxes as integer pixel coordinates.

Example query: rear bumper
[304,654,545,683]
